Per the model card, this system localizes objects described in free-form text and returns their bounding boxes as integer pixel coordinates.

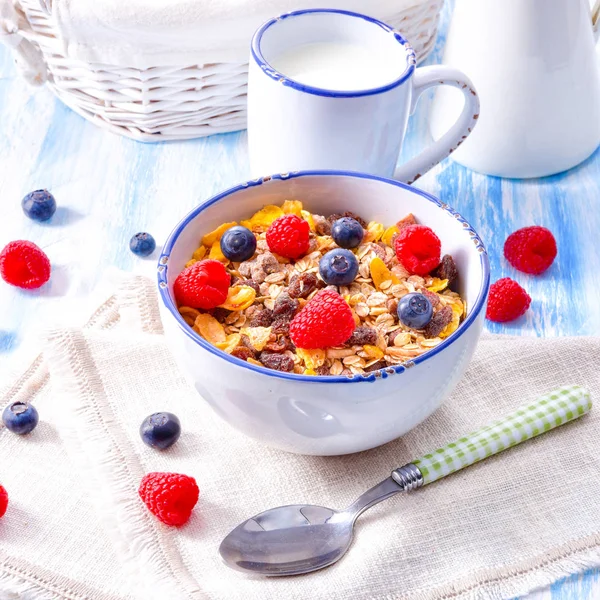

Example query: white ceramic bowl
[158,171,490,456]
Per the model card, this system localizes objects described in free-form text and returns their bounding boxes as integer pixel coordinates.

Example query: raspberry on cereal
[266,215,310,259]
[174,260,230,309]
[504,226,557,275]
[290,289,355,349]
[394,225,441,275]
[486,278,531,322]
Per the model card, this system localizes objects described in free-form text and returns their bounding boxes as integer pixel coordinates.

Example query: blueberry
[140,412,181,450]
[319,249,359,286]
[220,226,257,262]
[130,232,156,257]
[2,402,39,435]
[21,189,56,222]
[331,217,364,249]
[397,293,433,329]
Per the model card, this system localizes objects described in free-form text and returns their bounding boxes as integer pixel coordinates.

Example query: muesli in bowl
[173,200,465,378]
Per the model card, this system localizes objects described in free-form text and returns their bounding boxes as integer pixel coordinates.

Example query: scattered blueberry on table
[331,217,364,249]
[140,412,181,450]
[2,401,39,435]
[319,248,359,286]
[220,225,257,262]
[129,232,156,257]
[21,189,56,222]
[397,292,434,329]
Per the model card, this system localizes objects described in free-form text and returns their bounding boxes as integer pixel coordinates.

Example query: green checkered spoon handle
[392,385,591,488]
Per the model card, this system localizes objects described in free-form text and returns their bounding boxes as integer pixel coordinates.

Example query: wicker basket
[3,0,444,141]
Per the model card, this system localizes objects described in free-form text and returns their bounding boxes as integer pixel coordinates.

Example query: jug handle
[393,66,480,185]
[593,0,600,41]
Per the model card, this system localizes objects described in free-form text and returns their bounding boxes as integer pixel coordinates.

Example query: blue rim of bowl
[158,170,490,384]
[250,8,417,98]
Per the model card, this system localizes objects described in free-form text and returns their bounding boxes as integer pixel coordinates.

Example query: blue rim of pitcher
[250,9,417,98]
[157,170,491,384]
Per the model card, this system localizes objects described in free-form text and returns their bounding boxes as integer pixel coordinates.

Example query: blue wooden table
[1,1,599,598]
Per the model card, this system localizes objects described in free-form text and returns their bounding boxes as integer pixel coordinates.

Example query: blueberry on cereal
[220,226,257,262]
[331,217,364,249]
[319,249,359,286]
[397,292,433,329]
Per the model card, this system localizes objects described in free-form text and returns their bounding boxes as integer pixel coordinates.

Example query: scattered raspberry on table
[174,259,230,309]
[486,277,532,323]
[0,240,51,289]
[266,214,310,259]
[394,224,441,276]
[290,288,355,349]
[138,472,199,527]
[0,485,8,518]
[504,226,557,275]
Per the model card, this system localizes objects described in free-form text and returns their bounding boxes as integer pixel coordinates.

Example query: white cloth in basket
[52,0,428,68]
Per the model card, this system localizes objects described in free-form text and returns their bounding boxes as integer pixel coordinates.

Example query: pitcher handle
[393,66,480,185]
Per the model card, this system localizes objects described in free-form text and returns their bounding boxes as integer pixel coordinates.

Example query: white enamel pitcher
[430,0,600,178]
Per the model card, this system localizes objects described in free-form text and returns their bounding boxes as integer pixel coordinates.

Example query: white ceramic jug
[430,0,600,178]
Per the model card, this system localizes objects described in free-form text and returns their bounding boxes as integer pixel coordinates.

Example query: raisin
[273,292,299,317]
[264,334,287,353]
[316,365,330,376]
[432,254,459,285]
[396,213,417,230]
[345,326,377,346]
[239,279,260,294]
[231,346,256,361]
[364,360,387,373]
[326,213,343,226]
[260,352,295,372]
[240,335,258,353]
[288,272,319,299]
[315,216,332,236]
[423,305,453,338]
[249,309,274,328]
[256,252,281,275]
[386,298,399,315]
[209,307,230,322]
[271,317,291,335]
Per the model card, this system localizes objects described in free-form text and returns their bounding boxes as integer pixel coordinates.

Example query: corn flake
[192,246,207,261]
[179,306,200,327]
[370,257,399,289]
[240,326,272,351]
[282,200,303,217]
[304,369,317,376]
[296,348,326,370]
[202,222,237,247]
[365,221,385,243]
[381,225,399,247]
[241,205,284,231]
[216,333,242,354]
[194,314,226,344]
[427,278,449,293]
[439,302,463,339]
[209,240,229,263]
[301,209,316,232]
[185,259,197,268]
[219,285,256,311]
[363,345,384,360]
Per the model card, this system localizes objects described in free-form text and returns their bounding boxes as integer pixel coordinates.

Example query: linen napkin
[49,0,428,68]
[39,276,600,600]
[0,293,131,600]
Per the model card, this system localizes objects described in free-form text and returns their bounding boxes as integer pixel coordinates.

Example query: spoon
[220,385,590,576]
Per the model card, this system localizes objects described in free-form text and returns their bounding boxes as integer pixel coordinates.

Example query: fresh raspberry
[138,472,199,527]
[266,215,310,259]
[174,259,230,309]
[290,289,355,349]
[486,278,531,322]
[0,485,8,518]
[0,241,51,289]
[504,226,557,275]
[394,225,441,275]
